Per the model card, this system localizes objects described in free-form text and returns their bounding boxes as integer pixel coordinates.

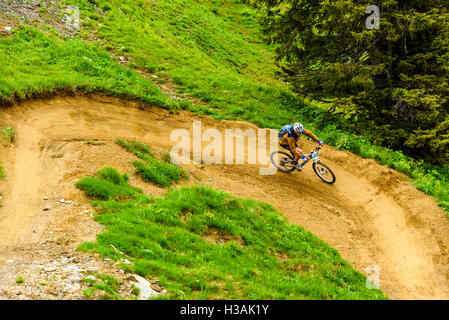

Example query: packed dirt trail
[1,95,449,299]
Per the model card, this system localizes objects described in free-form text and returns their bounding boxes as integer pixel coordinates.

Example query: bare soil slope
[1,95,449,299]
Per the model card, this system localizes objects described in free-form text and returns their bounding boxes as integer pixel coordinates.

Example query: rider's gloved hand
[318,140,324,146]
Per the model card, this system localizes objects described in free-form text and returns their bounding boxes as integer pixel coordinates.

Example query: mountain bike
[270,145,336,184]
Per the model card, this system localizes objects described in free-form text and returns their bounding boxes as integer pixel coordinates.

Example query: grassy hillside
[0,25,173,107]
[65,0,297,127]
[0,0,448,299]
[76,167,386,300]
[1,0,448,214]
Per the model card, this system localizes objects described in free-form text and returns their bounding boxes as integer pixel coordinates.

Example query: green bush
[76,168,142,200]
[117,140,187,187]
[97,167,129,185]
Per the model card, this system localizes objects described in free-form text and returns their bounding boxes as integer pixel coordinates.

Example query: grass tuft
[0,126,14,147]
[76,167,142,201]
[116,139,187,187]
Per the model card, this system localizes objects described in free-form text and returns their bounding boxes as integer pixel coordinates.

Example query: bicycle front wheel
[312,161,336,184]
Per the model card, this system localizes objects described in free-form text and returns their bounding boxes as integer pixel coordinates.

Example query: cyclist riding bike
[278,123,324,170]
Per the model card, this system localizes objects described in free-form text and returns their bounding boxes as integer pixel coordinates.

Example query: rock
[129,274,159,300]
[117,258,133,265]
[43,206,51,211]
[84,275,96,281]
[86,267,99,271]
[59,199,65,203]
[43,197,48,200]
[44,267,57,272]
[6,260,14,264]
[64,200,72,204]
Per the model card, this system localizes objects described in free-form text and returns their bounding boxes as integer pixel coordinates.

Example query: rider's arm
[303,129,320,143]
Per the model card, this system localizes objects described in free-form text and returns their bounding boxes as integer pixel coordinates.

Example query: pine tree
[252,0,449,164]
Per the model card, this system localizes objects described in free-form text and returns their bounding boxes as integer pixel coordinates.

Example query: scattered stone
[59,199,65,203]
[64,200,72,204]
[129,274,159,300]
[44,267,57,272]
[117,258,133,266]
[43,206,51,211]
[43,197,48,200]
[84,275,96,281]
[6,260,14,264]
[85,266,99,271]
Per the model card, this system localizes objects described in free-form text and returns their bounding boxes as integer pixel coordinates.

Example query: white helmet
[293,123,304,133]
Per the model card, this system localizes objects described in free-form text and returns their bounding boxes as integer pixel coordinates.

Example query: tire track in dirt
[0,123,44,247]
[1,95,449,299]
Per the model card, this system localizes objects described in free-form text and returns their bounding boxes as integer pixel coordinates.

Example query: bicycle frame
[305,146,322,165]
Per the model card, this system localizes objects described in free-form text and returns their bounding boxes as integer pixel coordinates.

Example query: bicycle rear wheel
[312,161,336,184]
[270,151,296,173]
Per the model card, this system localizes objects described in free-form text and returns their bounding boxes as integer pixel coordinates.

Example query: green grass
[0,126,14,147]
[76,167,144,201]
[15,276,25,284]
[58,0,448,216]
[82,273,131,300]
[61,0,296,127]
[76,168,386,300]
[296,119,449,213]
[116,140,188,187]
[2,1,447,215]
[0,26,175,108]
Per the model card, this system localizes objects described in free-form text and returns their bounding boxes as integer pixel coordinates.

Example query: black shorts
[280,143,296,157]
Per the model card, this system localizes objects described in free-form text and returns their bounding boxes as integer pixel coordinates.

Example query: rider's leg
[293,147,303,163]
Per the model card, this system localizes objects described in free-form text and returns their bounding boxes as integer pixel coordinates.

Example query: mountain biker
[278,123,324,170]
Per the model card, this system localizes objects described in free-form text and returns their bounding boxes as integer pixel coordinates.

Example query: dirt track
[1,95,449,299]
